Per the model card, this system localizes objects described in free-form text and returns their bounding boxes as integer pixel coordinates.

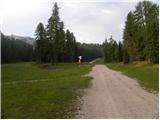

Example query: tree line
[77,43,102,62]
[2,1,158,64]
[102,36,123,63]
[1,30,102,64]
[1,32,33,63]
[103,1,159,64]
[1,3,102,64]
[34,3,102,64]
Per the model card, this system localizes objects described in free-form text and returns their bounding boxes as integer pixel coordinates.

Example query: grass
[106,61,159,92]
[1,62,93,118]
[92,58,104,64]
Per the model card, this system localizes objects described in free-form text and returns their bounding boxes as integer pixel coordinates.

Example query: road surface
[77,65,158,119]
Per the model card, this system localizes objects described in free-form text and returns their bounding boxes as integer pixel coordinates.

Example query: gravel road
[77,65,158,119]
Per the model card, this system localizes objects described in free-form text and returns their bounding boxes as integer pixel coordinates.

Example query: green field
[106,61,159,92]
[2,62,93,118]
[92,58,104,64]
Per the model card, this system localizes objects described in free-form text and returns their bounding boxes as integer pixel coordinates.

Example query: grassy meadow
[1,62,93,118]
[107,61,159,92]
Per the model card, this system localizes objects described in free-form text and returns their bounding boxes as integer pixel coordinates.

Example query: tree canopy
[34,2,102,64]
[103,1,159,64]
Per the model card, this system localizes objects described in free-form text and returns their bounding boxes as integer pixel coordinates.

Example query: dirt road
[77,65,158,119]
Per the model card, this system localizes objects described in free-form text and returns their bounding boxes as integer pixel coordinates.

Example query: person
[78,58,81,63]
[78,56,82,63]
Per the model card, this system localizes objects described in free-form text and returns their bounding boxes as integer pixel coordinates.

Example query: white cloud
[102,9,112,14]
[1,0,158,43]
[59,2,137,43]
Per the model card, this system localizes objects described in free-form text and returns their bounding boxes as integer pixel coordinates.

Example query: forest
[1,32,33,64]
[33,3,102,63]
[1,1,158,64]
[103,1,159,64]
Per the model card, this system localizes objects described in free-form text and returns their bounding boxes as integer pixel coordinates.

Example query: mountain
[6,34,35,45]
[1,32,33,63]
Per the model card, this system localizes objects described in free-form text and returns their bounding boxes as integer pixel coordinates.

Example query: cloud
[59,2,137,43]
[1,0,158,43]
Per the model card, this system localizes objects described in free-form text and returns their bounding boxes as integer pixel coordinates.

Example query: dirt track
[77,65,158,119]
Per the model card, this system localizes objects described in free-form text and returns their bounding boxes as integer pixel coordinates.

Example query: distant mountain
[5,34,35,45]
[1,32,33,63]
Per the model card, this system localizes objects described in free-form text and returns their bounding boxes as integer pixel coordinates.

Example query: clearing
[77,65,158,119]
[1,62,93,118]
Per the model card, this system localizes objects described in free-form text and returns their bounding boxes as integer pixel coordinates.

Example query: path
[77,65,158,119]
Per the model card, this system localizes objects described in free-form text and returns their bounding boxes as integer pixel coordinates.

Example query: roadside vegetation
[92,58,104,64]
[103,1,158,64]
[101,1,159,93]
[93,58,158,92]
[2,62,93,118]
[107,61,158,92]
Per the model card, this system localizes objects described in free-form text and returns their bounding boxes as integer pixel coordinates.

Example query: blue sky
[1,0,158,43]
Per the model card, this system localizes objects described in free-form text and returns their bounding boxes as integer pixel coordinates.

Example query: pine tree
[123,11,138,61]
[102,36,119,63]
[123,47,130,64]
[57,22,66,62]
[70,32,77,62]
[133,1,151,60]
[145,3,159,63]
[118,41,123,62]
[103,39,109,63]
[35,22,46,63]
[46,2,61,64]
[64,30,77,62]
[108,36,118,62]
[123,1,159,63]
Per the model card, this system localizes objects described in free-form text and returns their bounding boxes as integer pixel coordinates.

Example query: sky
[0,0,158,44]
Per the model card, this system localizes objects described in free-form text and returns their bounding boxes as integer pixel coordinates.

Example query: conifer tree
[123,1,159,63]
[145,3,159,63]
[46,2,61,63]
[118,41,123,62]
[57,22,66,62]
[35,22,46,63]
[123,12,138,61]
